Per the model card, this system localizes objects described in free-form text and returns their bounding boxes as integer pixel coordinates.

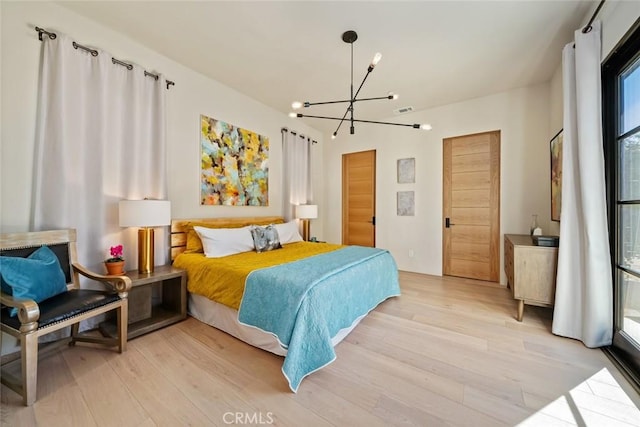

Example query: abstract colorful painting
[200,115,269,206]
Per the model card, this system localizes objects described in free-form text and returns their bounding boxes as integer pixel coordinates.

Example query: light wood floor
[2,271,639,426]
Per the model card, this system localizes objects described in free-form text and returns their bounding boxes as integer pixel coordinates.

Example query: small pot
[105,260,125,275]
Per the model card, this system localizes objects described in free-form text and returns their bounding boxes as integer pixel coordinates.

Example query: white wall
[322,84,551,282]
[0,1,324,235]
[600,0,640,60]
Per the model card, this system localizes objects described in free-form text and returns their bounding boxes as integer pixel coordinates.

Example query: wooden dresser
[504,234,558,321]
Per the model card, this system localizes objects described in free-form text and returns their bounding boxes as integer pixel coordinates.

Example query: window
[603,19,640,386]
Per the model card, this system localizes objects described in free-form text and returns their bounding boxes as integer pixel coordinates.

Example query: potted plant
[105,244,125,275]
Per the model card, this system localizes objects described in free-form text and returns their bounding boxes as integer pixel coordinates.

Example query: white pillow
[274,220,303,244]
[194,226,255,258]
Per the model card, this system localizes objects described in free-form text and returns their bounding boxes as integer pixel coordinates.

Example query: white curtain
[553,21,613,347]
[281,129,312,221]
[32,33,168,270]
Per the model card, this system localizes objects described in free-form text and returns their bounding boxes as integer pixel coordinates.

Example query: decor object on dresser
[119,199,171,274]
[550,129,563,221]
[170,217,400,392]
[295,204,318,241]
[104,244,125,275]
[200,114,269,206]
[0,229,131,406]
[532,235,560,247]
[290,30,432,138]
[504,234,558,321]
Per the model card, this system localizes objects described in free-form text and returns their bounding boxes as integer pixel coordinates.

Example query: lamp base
[138,228,154,274]
[301,219,311,241]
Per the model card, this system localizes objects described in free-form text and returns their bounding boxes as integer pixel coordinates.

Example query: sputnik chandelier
[290,30,432,139]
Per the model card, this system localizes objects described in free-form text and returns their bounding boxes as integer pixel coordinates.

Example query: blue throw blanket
[238,245,400,392]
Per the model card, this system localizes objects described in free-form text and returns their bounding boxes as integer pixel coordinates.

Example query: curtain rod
[281,127,317,144]
[35,26,175,89]
[582,0,605,33]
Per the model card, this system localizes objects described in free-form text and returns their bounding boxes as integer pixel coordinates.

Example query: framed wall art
[550,129,563,221]
[397,158,415,183]
[200,114,269,206]
[397,191,415,216]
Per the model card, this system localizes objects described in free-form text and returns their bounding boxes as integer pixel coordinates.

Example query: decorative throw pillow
[250,225,282,253]
[184,221,243,254]
[274,220,304,244]
[0,246,68,316]
[194,225,256,258]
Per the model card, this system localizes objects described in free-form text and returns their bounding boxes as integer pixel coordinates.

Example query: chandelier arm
[303,95,391,108]
[354,95,395,102]
[296,113,422,129]
[332,107,352,136]
[350,118,421,128]
[297,113,354,122]
[303,99,353,107]
[352,70,373,101]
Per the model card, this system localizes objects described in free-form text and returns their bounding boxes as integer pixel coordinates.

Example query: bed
[170,216,400,391]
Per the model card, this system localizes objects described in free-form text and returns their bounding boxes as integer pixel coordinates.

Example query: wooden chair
[0,229,131,406]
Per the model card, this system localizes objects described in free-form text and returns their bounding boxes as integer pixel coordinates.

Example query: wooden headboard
[170,216,284,261]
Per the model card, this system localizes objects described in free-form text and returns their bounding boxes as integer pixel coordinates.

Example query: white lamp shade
[119,200,171,227]
[295,204,318,219]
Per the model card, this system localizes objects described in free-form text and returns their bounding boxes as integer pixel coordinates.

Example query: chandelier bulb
[291,101,303,110]
[370,52,382,68]
[331,132,337,140]
[420,124,433,130]
[388,92,399,100]
[288,112,297,118]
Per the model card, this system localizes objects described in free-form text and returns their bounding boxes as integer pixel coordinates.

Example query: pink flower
[107,244,124,262]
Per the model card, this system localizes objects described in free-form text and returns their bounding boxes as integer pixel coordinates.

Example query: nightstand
[504,234,558,321]
[100,265,187,339]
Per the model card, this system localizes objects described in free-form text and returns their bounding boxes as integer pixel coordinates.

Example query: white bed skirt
[188,293,365,356]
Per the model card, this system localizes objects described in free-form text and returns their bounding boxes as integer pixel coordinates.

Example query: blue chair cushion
[0,246,68,316]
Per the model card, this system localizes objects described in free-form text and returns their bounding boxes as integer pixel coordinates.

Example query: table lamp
[119,199,171,274]
[295,204,318,241]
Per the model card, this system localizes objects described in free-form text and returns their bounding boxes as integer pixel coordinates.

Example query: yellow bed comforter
[173,242,342,310]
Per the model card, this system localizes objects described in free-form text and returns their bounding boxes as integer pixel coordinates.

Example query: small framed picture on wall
[550,129,563,221]
[397,158,415,184]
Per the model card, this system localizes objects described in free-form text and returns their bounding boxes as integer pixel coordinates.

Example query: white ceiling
[57,1,595,133]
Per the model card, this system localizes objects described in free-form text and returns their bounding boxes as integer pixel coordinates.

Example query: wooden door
[443,131,500,281]
[342,150,376,246]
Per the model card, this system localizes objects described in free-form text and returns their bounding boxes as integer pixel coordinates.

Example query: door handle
[367,216,376,225]
[445,217,456,228]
